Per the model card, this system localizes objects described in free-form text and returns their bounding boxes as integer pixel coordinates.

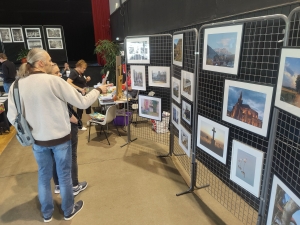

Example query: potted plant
[17,49,30,63]
[94,40,120,84]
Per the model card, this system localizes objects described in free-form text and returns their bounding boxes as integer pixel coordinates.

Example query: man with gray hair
[7,48,107,222]
[0,53,16,93]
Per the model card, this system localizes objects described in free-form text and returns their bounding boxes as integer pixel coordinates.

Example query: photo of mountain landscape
[203,25,243,75]
[206,32,237,68]
[275,48,300,118]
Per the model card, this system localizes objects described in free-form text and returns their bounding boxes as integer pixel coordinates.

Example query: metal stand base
[120,137,138,148]
[176,162,210,196]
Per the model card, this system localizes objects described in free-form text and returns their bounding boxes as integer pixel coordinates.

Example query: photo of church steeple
[227,88,266,128]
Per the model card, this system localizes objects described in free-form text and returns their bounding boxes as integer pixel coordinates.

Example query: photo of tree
[173,34,183,67]
[179,125,191,156]
[267,175,300,225]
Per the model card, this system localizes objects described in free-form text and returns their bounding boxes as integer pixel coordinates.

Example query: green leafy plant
[17,49,30,61]
[94,40,120,84]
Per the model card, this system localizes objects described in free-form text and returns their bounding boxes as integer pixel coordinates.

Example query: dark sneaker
[73,181,88,196]
[64,200,84,220]
[54,185,60,194]
[43,215,52,223]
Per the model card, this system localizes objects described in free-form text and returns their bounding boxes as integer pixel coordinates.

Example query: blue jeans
[32,140,74,218]
[3,82,13,93]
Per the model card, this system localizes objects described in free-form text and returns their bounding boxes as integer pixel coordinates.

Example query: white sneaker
[79,126,87,131]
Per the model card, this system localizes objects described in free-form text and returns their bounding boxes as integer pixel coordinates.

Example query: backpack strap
[13,79,22,114]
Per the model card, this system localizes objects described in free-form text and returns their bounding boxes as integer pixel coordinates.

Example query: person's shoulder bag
[13,79,35,146]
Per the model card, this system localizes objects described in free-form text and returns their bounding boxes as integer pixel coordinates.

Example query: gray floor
[0,122,241,225]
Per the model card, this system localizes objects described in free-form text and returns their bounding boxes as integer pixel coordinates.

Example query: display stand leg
[176,162,209,196]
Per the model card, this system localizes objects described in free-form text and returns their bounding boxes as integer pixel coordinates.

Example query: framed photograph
[27,39,43,49]
[182,99,192,125]
[222,79,273,137]
[181,70,194,102]
[172,77,181,103]
[48,39,63,49]
[267,175,300,225]
[126,37,150,64]
[138,95,162,121]
[148,66,170,88]
[197,115,229,164]
[130,65,146,91]
[173,34,183,67]
[230,140,264,197]
[11,28,24,42]
[46,28,62,38]
[275,47,300,118]
[172,103,181,130]
[25,28,41,38]
[0,28,12,43]
[179,125,191,157]
[203,24,243,75]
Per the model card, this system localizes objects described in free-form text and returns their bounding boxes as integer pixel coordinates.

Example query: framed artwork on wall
[48,39,63,49]
[181,70,194,102]
[181,99,192,125]
[179,125,191,157]
[196,115,229,164]
[266,175,300,225]
[173,34,183,67]
[148,66,170,88]
[46,28,62,38]
[138,95,162,121]
[130,65,146,90]
[275,47,300,118]
[11,28,24,42]
[0,28,12,43]
[222,79,273,137]
[171,103,180,130]
[126,37,150,64]
[230,140,264,197]
[27,39,43,49]
[25,28,41,38]
[172,77,181,103]
[203,24,244,75]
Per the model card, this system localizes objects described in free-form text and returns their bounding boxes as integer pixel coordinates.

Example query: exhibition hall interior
[1,0,300,224]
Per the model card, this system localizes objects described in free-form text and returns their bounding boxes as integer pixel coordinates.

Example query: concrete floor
[0,122,242,225]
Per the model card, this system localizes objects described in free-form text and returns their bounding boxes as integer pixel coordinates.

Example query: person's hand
[99,84,107,94]
[86,76,91,82]
[70,115,78,124]
[80,88,86,95]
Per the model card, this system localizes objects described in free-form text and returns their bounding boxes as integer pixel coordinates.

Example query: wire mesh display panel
[196,16,287,225]
[126,35,172,146]
[260,7,300,225]
[171,29,197,175]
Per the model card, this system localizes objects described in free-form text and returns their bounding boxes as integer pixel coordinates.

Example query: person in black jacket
[0,53,16,93]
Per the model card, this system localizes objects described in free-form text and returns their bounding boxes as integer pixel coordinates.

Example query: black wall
[111,0,296,40]
[1,0,96,62]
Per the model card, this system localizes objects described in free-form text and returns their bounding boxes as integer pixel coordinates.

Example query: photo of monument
[173,34,183,66]
[197,115,229,164]
[199,120,225,157]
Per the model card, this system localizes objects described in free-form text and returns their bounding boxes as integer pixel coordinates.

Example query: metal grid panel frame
[196,15,287,225]
[260,7,300,225]
[125,34,172,146]
[171,29,198,175]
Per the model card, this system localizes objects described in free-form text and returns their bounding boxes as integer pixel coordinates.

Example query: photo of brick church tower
[227,92,262,128]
